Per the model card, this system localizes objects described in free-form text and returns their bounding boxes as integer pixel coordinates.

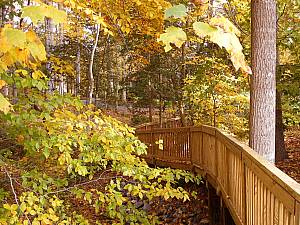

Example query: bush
[0,92,201,225]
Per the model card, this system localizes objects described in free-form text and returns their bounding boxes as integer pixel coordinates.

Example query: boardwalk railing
[135,117,184,131]
[136,126,300,225]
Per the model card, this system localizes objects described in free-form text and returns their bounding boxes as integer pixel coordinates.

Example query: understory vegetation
[0,90,201,224]
[0,0,299,224]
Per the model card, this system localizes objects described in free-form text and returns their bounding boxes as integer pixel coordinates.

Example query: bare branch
[4,167,31,225]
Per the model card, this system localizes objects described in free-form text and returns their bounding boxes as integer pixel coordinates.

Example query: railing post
[296,201,300,225]
[151,126,156,166]
[208,182,222,225]
[189,127,194,171]
[242,154,247,225]
[215,129,218,180]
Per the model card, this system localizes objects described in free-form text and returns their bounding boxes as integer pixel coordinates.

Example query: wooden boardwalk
[136,123,300,225]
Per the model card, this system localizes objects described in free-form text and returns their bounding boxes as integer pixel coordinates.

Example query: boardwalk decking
[136,124,300,225]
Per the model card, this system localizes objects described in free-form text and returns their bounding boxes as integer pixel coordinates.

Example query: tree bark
[275,90,288,161]
[75,44,81,96]
[275,13,288,162]
[148,76,153,123]
[88,24,100,104]
[179,43,187,126]
[250,0,277,163]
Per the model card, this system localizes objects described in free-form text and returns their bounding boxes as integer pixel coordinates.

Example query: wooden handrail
[136,125,300,225]
[135,117,183,130]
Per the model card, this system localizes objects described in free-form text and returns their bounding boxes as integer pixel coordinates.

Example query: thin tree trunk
[250,0,277,162]
[113,50,119,110]
[45,16,55,92]
[75,44,81,96]
[106,38,114,106]
[148,76,153,123]
[179,44,187,126]
[213,95,217,127]
[88,24,100,104]
[159,70,163,128]
[0,7,4,27]
[58,3,64,45]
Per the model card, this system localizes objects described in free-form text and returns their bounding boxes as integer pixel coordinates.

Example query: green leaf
[43,148,50,159]
[157,26,187,52]
[0,93,11,114]
[193,22,217,37]
[164,4,187,19]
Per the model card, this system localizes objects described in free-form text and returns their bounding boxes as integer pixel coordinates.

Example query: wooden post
[242,160,247,225]
[220,201,235,225]
[295,201,300,225]
[208,182,222,225]
[189,127,194,171]
[151,127,156,166]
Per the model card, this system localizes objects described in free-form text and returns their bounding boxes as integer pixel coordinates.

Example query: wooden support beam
[208,182,222,225]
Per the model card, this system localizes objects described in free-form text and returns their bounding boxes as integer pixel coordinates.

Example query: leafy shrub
[0,92,201,225]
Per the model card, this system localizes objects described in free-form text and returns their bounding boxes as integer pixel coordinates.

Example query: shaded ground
[150,182,208,225]
[0,165,209,225]
[276,128,300,183]
[64,175,209,224]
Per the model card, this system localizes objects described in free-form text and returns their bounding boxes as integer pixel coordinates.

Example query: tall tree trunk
[113,49,119,110]
[148,76,153,123]
[106,38,114,106]
[159,69,163,128]
[275,90,287,161]
[179,44,187,126]
[0,6,4,27]
[88,24,100,104]
[45,15,55,92]
[275,13,287,162]
[75,44,81,96]
[250,0,277,162]
[58,3,64,45]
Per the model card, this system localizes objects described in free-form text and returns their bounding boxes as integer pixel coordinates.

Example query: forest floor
[276,128,300,183]
[69,179,209,225]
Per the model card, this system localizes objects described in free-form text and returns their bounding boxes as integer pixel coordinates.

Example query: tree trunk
[159,71,163,128]
[88,24,100,104]
[0,7,4,27]
[275,90,288,161]
[75,44,81,96]
[250,0,277,163]
[45,15,55,92]
[148,76,153,123]
[179,44,187,126]
[275,14,287,162]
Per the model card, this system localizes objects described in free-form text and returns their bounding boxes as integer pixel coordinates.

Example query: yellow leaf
[0,93,11,114]
[0,80,6,89]
[32,220,40,225]
[32,70,45,79]
[42,218,51,224]
[26,31,46,61]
